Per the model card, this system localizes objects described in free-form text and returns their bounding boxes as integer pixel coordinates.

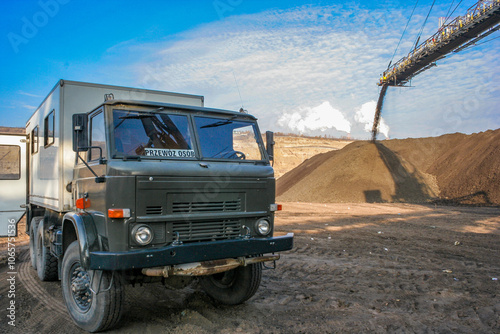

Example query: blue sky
[1,0,498,139]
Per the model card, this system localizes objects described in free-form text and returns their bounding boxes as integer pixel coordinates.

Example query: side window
[0,145,20,180]
[232,125,262,160]
[44,110,55,147]
[90,111,106,161]
[31,126,39,154]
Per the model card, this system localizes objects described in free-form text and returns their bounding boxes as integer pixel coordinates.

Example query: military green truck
[20,80,293,332]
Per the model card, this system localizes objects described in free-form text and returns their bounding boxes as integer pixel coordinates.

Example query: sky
[0,0,498,140]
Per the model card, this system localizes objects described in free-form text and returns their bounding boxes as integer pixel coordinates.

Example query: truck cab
[68,100,291,267]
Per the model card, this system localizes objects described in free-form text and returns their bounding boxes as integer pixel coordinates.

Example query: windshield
[113,110,195,158]
[194,116,264,160]
[112,109,265,161]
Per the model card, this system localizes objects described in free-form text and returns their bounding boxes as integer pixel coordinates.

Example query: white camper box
[0,132,27,236]
[25,80,204,215]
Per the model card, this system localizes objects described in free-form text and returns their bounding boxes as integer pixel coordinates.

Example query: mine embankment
[278,129,500,205]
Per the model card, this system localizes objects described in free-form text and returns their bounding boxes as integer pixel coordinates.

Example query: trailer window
[90,111,106,161]
[0,145,20,180]
[31,126,39,154]
[113,110,194,159]
[44,110,55,147]
[194,117,264,160]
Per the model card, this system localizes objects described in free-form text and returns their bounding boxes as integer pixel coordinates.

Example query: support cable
[413,0,437,50]
[445,0,457,21]
[388,0,420,69]
[442,0,465,26]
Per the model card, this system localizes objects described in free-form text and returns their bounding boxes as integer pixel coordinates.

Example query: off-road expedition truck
[10,80,293,332]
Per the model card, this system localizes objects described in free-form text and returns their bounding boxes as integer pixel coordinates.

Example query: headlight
[256,218,271,236]
[132,225,154,245]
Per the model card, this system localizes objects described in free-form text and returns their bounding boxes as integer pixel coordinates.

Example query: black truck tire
[61,241,124,333]
[29,217,43,270]
[36,220,58,281]
[199,263,262,305]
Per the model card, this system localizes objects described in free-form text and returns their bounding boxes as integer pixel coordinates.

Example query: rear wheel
[29,217,43,270]
[199,263,262,305]
[36,220,58,281]
[61,241,124,333]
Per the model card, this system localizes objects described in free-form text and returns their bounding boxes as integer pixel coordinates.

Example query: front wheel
[199,263,262,305]
[61,241,124,333]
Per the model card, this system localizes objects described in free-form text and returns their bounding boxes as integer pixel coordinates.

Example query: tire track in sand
[18,249,70,320]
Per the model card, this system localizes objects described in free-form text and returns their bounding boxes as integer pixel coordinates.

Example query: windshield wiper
[200,118,235,129]
[148,107,165,114]
[120,107,164,117]
[118,114,155,120]
[114,113,155,130]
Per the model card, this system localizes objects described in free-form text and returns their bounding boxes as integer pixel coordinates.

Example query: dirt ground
[1,202,499,333]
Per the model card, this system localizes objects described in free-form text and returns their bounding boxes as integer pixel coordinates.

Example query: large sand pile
[277,129,500,205]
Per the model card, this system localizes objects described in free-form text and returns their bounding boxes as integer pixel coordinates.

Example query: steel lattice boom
[372,0,500,141]
[379,0,500,87]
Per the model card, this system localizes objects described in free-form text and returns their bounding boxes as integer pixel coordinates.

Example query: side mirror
[72,113,88,152]
[266,131,275,161]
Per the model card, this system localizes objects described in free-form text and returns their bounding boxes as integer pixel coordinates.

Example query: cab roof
[100,99,257,120]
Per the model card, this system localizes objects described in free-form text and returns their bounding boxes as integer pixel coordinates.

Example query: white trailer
[0,132,27,236]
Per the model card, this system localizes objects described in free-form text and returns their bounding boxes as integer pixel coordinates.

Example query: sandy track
[17,252,69,319]
[1,203,499,333]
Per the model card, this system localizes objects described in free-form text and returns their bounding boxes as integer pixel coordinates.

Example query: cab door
[0,133,27,236]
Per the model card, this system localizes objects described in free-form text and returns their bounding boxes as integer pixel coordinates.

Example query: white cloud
[21,104,37,110]
[131,6,395,138]
[278,101,351,134]
[123,3,500,139]
[17,91,43,98]
[355,101,390,139]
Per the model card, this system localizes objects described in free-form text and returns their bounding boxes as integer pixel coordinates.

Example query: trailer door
[0,133,26,236]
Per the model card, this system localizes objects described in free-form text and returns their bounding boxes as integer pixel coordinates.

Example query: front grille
[146,206,163,215]
[172,220,241,243]
[172,199,241,213]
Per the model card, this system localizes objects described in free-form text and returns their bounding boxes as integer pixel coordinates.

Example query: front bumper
[89,233,294,270]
